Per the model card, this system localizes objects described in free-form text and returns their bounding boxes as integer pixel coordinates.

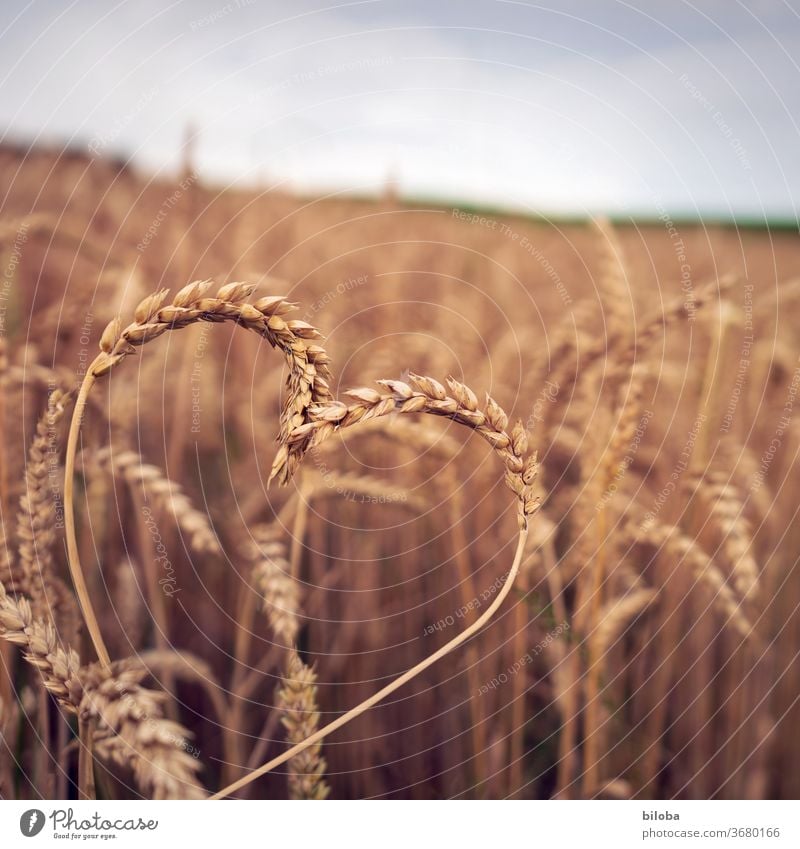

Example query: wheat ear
[211,374,538,798]
[93,447,221,555]
[15,389,82,642]
[79,660,205,799]
[276,650,330,799]
[63,282,332,669]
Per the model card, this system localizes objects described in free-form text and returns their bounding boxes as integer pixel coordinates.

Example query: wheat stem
[64,358,111,669]
[211,527,528,799]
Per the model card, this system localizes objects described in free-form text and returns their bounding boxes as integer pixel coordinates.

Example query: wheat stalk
[63,282,332,668]
[211,373,539,799]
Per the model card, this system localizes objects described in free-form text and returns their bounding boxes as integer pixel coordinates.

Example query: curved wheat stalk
[63,281,332,669]
[211,373,539,799]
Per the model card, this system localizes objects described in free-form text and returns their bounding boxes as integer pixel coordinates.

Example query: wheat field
[0,142,798,800]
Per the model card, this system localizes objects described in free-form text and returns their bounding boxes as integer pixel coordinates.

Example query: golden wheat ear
[211,375,540,799]
[63,282,332,671]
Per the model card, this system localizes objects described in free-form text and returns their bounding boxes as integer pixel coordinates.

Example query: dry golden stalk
[583,363,649,797]
[0,692,18,796]
[64,282,332,668]
[294,373,539,530]
[626,520,754,642]
[79,660,205,799]
[94,448,220,555]
[212,374,538,799]
[276,650,329,800]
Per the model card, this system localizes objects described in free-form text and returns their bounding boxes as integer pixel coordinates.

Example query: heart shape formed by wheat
[62,281,540,798]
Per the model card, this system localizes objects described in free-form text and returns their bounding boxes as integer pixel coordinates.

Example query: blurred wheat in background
[0,136,797,800]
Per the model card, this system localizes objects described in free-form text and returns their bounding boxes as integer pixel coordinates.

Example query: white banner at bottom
[0,800,798,848]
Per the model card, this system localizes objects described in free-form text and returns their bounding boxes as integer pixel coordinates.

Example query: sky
[1,0,800,219]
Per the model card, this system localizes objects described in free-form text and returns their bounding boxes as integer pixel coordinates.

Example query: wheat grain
[293,373,539,529]
[91,282,332,485]
[592,215,631,343]
[276,650,329,800]
[249,524,300,646]
[94,448,220,556]
[79,660,205,799]
[16,389,72,615]
[0,582,82,709]
[594,587,657,658]
[703,472,759,601]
